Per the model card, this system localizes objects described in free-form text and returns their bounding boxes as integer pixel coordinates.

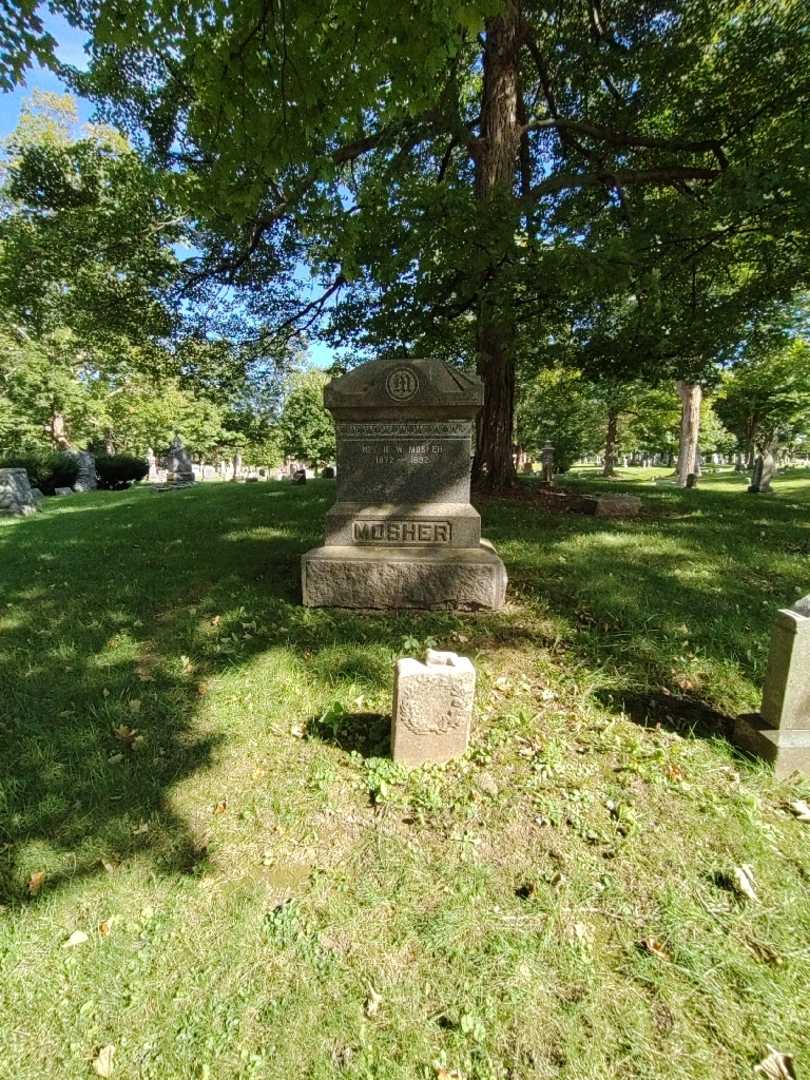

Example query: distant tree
[516,368,604,473]
[715,337,810,461]
[278,370,335,467]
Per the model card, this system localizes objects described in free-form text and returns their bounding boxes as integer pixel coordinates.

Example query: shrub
[0,450,80,494]
[95,454,148,490]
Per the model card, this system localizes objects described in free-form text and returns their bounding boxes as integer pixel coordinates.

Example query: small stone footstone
[733,594,810,776]
[0,468,40,516]
[54,486,74,497]
[392,649,476,766]
[301,355,507,610]
[592,494,642,517]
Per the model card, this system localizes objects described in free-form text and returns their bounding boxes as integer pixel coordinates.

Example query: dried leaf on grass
[112,724,139,748]
[640,937,671,961]
[754,1047,796,1079]
[733,865,758,902]
[98,918,114,937]
[787,799,810,822]
[93,1044,115,1078]
[27,871,45,896]
[63,930,89,948]
[364,987,382,1018]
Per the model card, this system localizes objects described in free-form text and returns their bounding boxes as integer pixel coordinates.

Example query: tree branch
[528,166,721,201]
[522,117,728,167]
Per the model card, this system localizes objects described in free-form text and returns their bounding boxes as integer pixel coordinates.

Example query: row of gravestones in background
[0,435,335,515]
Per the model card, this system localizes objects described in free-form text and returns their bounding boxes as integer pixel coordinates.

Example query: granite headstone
[301,356,507,610]
[733,593,810,776]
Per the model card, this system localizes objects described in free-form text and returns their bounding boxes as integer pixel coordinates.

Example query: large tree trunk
[603,408,619,476]
[676,381,702,486]
[471,1,522,490]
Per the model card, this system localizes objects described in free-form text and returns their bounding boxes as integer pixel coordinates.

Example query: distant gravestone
[292,468,307,484]
[146,448,160,482]
[748,450,776,493]
[540,443,555,484]
[54,486,74,497]
[163,436,194,484]
[392,649,476,765]
[733,593,810,776]
[301,356,507,610]
[71,450,97,492]
[685,472,698,488]
[0,468,40,516]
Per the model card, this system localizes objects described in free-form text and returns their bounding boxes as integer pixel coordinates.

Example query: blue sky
[0,8,336,368]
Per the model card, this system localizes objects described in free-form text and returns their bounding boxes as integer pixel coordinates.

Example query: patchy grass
[0,473,808,1079]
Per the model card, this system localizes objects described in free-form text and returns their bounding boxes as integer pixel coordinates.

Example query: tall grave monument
[302,357,507,610]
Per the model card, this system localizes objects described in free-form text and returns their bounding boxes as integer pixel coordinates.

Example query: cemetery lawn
[1,470,809,1080]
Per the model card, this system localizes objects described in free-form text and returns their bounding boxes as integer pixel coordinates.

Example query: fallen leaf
[112,724,138,748]
[180,655,194,674]
[101,860,116,874]
[132,822,149,835]
[290,724,305,738]
[213,800,228,815]
[63,930,89,948]
[211,615,221,627]
[98,918,114,937]
[107,753,124,765]
[93,1044,115,1078]
[28,870,46,896]
[665,763,684,782]
[364,987,382,1018]
[787,799,810,822]
[640,938,670,961]
[128,700,142,714]
[733,864,758,902]
[434,1067,465,1080]
[754,1046,796,1078]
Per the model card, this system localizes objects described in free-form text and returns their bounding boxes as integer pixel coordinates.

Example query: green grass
[1,471,809,1079]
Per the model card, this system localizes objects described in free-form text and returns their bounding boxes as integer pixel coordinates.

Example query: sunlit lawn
[1,471,808,1079]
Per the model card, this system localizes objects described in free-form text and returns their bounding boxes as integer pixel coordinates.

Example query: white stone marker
[392,649,475,766]
[733,594,810,776]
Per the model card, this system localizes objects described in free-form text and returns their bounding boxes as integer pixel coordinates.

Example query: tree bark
[676,381,702,486]
[603,408,619,476]
[471,0,522,490]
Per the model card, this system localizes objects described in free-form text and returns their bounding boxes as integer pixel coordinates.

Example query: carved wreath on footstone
[399,675,474,735]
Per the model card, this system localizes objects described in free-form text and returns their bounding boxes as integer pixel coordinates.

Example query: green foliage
[95,453,148,490]
[0,449,79,494]
[279,369,335,466]
[715,335,810,454]
[516,368,605,471]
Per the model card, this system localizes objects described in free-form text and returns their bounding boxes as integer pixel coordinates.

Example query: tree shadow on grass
[1,476,804,905]
[0,481,454,904]
[306,711,391,758]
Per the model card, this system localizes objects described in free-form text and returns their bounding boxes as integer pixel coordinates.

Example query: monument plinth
[301,357,507,610]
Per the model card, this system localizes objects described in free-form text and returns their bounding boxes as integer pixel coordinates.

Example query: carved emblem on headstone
[385,367,419,401]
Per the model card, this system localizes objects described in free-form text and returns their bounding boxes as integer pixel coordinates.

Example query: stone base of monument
[302,539,507,611]
[732,714,810,778]
[324,501,482,548]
